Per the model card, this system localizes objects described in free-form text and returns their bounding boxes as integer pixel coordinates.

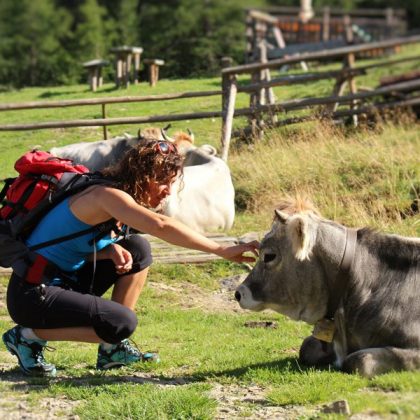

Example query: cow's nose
[234,291,241,302]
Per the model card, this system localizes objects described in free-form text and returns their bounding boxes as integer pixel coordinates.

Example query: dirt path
[148,274,247,313]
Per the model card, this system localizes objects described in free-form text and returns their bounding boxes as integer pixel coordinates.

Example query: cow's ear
[274,209,288,223]
[287,215,312,261]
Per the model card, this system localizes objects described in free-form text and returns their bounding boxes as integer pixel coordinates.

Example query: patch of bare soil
[148,274,248,313]
[0,282,8,312]
[0,383,80,420]
[209,383,310,419]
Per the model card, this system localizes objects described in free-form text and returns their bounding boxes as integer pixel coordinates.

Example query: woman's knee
[121,234,153,270]
[94,305,138,344]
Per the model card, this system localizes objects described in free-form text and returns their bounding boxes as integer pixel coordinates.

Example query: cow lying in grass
[50,127,234,233]
[235,198,420,377]
[162,148,234,232]
[50,126,216,170]
[49,126,169,170]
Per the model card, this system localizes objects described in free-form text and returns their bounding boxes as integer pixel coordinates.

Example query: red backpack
[0,150,117,282]
[0,150,89,220]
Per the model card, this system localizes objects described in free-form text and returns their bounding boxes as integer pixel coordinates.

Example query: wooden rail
[0,90,221,112]
[1,37,420,164]
[220,35,420,161]
[225,35,420,76]
[0,90,221,139]
[0,110,224,131]
[245,7,407,64]
[250,6,406,19]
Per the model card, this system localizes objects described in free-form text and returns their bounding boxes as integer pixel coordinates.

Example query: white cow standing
[163,149,235,232]
[50,130,235,233]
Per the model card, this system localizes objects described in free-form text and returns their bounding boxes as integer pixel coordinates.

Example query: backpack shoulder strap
[28,219,117,252]
[13,174,116,240]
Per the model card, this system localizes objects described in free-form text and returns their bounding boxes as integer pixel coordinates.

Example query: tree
[0,0,73,87]
[75,0,108,61]
[138,0,245,78]
[115,0,140,46]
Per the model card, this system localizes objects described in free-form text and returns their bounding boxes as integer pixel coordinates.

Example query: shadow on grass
[38,91,81,99]
[191,357,322,381]
[1,356,332,391]
[96,86,122,93]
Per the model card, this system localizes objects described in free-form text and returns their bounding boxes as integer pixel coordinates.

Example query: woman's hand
[217,240,259,263]
[109,243,133,274]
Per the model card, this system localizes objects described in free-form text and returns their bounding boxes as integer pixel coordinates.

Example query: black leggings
[6,235,152,344]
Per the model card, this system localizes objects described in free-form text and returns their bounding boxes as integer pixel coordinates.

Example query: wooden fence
[246,7,407,62]
[220,34,420,161]
[1,36,420,163]
[0,90,222,140]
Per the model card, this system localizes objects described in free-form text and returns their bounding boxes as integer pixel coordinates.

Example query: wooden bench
[110,46,143,88]
[143,59,165,87]
[82,59,109,92]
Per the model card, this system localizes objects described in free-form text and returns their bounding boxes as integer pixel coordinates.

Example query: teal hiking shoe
[2,326,56,377]
[96,339,159,370]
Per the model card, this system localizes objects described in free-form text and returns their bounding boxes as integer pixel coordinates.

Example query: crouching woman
[3,140,258,376]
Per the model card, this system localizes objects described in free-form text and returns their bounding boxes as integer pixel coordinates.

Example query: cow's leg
[299,336,336,367]
[343,347,420,377]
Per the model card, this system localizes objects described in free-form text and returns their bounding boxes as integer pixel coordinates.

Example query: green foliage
[2,0,419,88]
[138,0,246,78]
[75,0,108,62]
[0,0,74,87]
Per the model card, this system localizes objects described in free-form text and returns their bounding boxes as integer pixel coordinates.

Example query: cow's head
[235,204,329,324]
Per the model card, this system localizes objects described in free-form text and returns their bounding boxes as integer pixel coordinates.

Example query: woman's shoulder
[90,185,135,204]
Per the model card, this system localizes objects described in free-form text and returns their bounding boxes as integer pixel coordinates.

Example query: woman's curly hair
[101,139,184,207]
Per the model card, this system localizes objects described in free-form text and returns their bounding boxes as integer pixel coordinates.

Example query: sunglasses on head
[154,141,177,155]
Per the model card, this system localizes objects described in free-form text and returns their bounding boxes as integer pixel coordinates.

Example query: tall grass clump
[230,119,420,236]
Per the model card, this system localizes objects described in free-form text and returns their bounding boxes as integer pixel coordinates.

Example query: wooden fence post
[221,74,238,162]
[102,104,108,139]
[248,42,269,139]
[344,15,358,126]
[326,15,358,125]
[322,7,330,41]
[259,42,277,126]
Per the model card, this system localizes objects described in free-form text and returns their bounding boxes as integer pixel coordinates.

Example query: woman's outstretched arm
[96,187,259,263]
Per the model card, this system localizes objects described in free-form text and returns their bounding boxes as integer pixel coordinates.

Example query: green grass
[1,44,420,418]
[1,268,419,418]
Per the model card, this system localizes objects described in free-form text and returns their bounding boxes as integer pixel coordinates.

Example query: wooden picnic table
[110,46,143,88]
[82,59,109,92]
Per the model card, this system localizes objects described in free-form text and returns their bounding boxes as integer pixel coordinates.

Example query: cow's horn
[187,129,195,143]
[161,127,174,142]
[274,209,288,223]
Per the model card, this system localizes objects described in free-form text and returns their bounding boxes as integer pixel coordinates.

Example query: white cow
[50,132,234,233]
[163,149,235,233]
[49,127,169,171]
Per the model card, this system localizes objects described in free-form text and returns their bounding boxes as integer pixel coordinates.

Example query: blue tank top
[26,198,116,272]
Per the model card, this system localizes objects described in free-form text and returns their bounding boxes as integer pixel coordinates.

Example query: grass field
[0,45,419,419]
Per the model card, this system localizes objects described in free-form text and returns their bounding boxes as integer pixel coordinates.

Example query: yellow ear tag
[312,318,335,343]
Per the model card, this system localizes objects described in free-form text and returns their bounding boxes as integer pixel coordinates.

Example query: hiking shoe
[96,339,160,370]
[2,326,56,377]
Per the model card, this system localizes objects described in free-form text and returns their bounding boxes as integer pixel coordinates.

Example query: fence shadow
[1,356,336,391]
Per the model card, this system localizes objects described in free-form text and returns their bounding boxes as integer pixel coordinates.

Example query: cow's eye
[263,253,276,263]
